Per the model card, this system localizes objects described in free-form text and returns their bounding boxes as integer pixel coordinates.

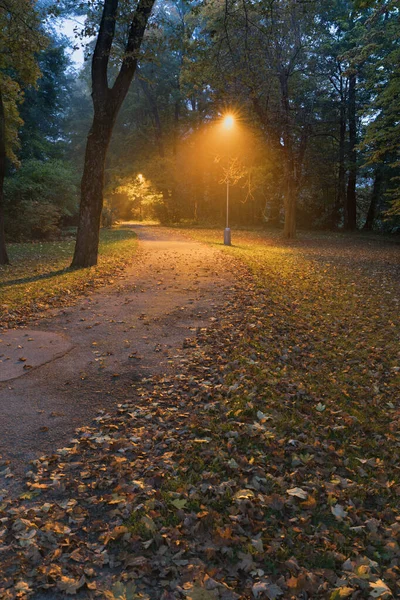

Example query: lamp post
[222,114,234,246]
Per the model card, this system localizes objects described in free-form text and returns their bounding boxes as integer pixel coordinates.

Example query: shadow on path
[0,268,70,288]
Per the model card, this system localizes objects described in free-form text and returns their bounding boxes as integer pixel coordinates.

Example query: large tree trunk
[345,73,357,230]
[71,117,113,267]
[71,0,155,268]
[0,88,9,265]
[280,73,297,239]
[334,78,346,228]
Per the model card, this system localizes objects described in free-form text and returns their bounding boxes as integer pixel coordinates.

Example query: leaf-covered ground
[0,227,138,328]
[0,229,399,600]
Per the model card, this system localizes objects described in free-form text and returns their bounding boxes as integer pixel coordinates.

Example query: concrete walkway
[0,225,231,479]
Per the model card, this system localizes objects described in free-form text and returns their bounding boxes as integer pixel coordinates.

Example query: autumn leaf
[57,575,85,594]
[369,580,392,598]
[287,487,308,499]
[188,585,219,600]
[233,489,255,500]
[171,498,187,509]
[252,582,283,599]
[330,587,354,599]
[331,504,347,520]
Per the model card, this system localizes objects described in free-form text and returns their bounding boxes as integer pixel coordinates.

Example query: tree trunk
[279,72,297,239]
[0,88,9,265]
[268,200,280,228]
[345,73,357,230]
[282,136,297,238]
[334,79,346,228]
[283,177,296,238]
[71,117,113,267]
[71,0,155,268]
[173,100,180,158]
[139,75,165,157]
[363,164,383,231]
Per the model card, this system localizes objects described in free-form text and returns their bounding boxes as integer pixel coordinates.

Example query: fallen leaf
[287,487,308,500]
[330,587,354,599]
[252,581,283,599]
[331,504,347,520]
[171,498,187,509]
[369,579,392,598]
[57,575,85,594]
[234,489,255,500]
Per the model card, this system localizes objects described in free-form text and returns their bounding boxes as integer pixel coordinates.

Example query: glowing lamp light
[137,173,144,182]
[223,114,234,129]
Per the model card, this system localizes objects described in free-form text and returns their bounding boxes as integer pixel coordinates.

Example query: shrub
[4,159,78,240]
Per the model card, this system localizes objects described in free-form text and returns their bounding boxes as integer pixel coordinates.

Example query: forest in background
[1,0,400,248]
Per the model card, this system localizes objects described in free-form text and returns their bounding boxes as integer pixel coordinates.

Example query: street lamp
[222,114,234,245]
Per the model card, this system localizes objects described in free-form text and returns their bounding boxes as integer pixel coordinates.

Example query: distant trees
[357,0,400,219]
[178,0,325,237]
[0,0,398,255]
[183,0,368,237]
[18,37,73,161]
[107,0,198,224]
[0,0,46,264]
[182,0,398,234]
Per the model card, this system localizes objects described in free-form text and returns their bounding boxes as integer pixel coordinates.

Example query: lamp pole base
[224,228,231,246]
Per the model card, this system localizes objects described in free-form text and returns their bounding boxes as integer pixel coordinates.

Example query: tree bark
[334,77,346,228]
[280,72,297,239]
[71,0,155,268]
[363,164,383,231]
[345,73,357,230]
[0,87,9,265]
[139,74,165,157]
[283,177,296,238]
[71,116,113,266]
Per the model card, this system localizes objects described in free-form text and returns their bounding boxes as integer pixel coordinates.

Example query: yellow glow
[222,114,235,130]
[137,173,144,182]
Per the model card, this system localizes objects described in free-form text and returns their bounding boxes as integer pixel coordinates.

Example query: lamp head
[222,114,234,130]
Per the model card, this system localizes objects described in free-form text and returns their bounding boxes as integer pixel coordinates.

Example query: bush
[6,202,62,240]
[4,159,78,240]
[101,205,116,228]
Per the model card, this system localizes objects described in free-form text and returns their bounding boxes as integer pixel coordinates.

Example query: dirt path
[0,225,231,481]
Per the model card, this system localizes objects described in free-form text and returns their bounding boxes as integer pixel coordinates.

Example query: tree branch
[92,0,119,104]
[111,0,155,106]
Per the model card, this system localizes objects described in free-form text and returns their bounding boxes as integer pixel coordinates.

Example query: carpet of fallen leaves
[0,230,399,600]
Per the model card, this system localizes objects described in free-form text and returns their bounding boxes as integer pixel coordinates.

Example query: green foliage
[18,37,74,161]
[353,0,400,216]
[4,159,78,239]
[0,0,47,163]
[6,201,63,240]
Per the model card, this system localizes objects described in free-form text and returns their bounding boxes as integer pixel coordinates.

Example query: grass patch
[163,227,400,592]
[0,226,138,326]
[182,228,400,424]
